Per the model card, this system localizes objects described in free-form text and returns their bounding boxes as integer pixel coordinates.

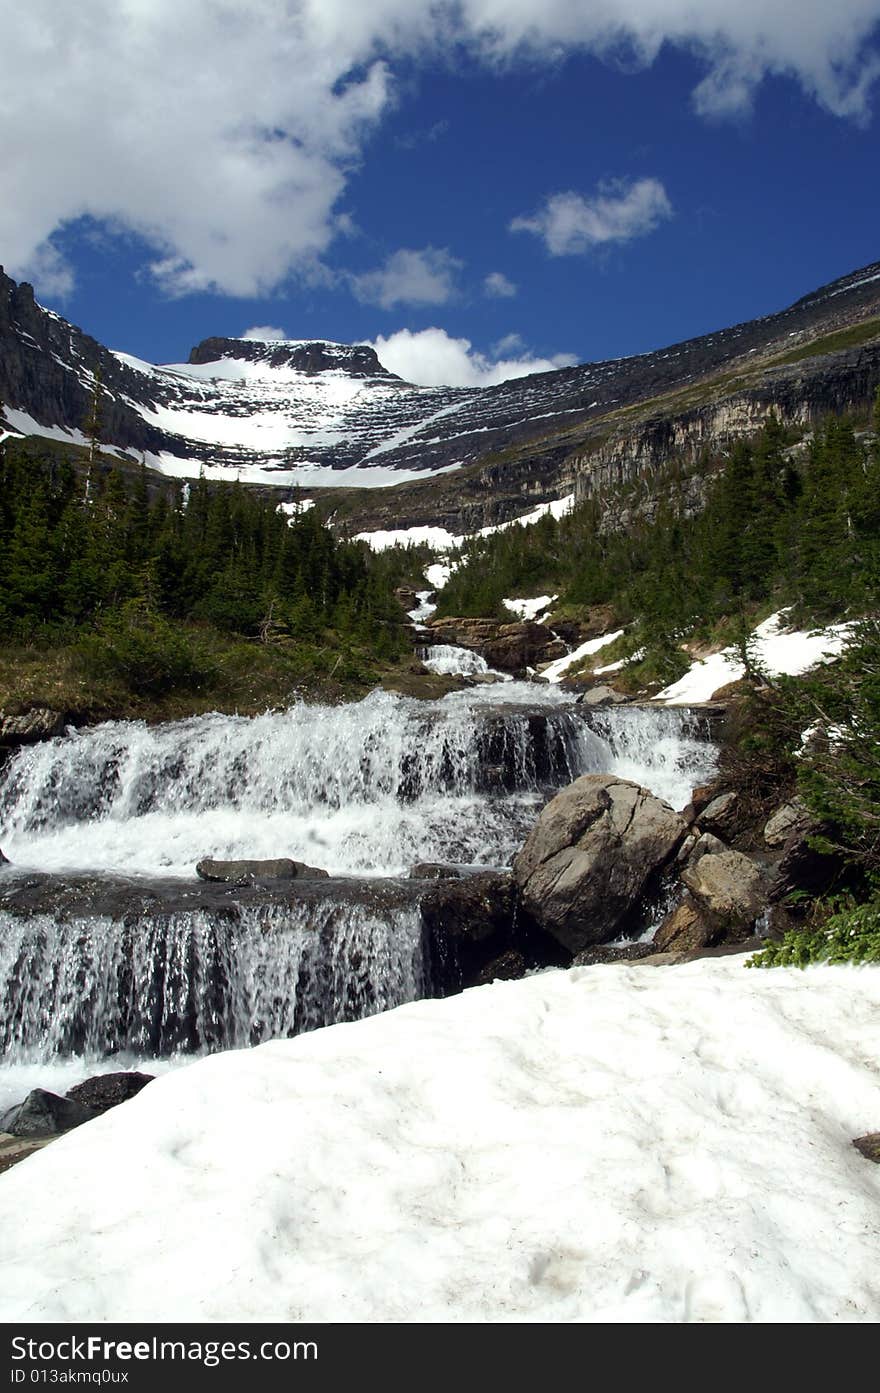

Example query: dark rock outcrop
[1,1089,96,1138]
[66,1072,154,1116]
[420,871,562,990]
[513,774,687,953]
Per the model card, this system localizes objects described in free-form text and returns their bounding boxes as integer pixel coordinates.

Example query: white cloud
[484,271,518,298]
[369,327,576,386]
[3,3,879,299]
[512,178,673,255]
[351,247,462,309]
[241,325,289,341]
[493,332,525,355]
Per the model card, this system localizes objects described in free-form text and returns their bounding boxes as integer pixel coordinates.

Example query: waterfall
[421,644,505,678]
[0,690,716,878]
[586,705,717,810]
[0,899,425,1064]
[0,689,717,1095]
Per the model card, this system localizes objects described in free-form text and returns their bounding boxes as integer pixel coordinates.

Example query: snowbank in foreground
[656,612,854,704]
[0,959,877,1323]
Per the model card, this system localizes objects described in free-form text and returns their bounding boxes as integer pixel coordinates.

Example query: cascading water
[0,895,425,1109]
[421,644,509,680]
[0,689,716,878]
[0,686,716,1098]
[0,900,424,1061]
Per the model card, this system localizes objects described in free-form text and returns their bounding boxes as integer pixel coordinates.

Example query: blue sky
[3,3,880,386]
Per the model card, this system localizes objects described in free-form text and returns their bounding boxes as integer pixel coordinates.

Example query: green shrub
[747,898,880,967]
[77,603,217,696]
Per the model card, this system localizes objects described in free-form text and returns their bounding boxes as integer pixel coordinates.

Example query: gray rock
[764,798,811,848]
[195,857,329,882]
[578,684,628,707]
[681,849,769,926]
[513,774,687,954]
[0,708,66,745]
[698,790,739,839]
[687,831,728,865]
[1,1088,96,1137]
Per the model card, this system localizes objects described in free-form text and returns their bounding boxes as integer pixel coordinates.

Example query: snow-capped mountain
[1,260,879,489]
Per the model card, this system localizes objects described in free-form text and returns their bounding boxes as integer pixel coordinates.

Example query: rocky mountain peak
[186,335,398,380]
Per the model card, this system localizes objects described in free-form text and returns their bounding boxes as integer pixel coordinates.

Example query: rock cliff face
[0,272,164,456]
[1,260,879,519]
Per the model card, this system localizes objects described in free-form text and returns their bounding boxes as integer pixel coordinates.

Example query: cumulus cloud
[369,326,576,386]
[3,2,879,298]
[483,271,518,298]
[242,325,289,341]
[351,248,462,309]
[512,178,674,255]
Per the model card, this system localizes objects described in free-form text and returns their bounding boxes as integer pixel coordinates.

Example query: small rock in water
[408,863,463,880]
[577,685,628,707]
[67,1072,154,1116]
[196,857,329,882]
[1,1089,97,1138]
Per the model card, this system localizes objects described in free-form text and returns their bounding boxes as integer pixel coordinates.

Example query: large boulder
[513,775,687,954]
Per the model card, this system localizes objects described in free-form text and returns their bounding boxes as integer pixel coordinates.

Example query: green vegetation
[437,407,880,685]
[765,316,880,368]
[0,438,415,712]
[748,899,880,967]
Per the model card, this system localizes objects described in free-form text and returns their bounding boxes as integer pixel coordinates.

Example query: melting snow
[0,958,877,1322]
[656,612,854,704]
[503,595,558,622]
[541,630,625,684]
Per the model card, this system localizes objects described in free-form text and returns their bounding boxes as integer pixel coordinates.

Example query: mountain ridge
[1,259,879,519]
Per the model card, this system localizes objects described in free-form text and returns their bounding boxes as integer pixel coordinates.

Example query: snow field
[0,958,877,1323]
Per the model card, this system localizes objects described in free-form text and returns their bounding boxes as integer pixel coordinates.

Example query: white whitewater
[421,643,510,680]
[0,689,716,1084]
[0,690,715,878]
[0,902,424,1063]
